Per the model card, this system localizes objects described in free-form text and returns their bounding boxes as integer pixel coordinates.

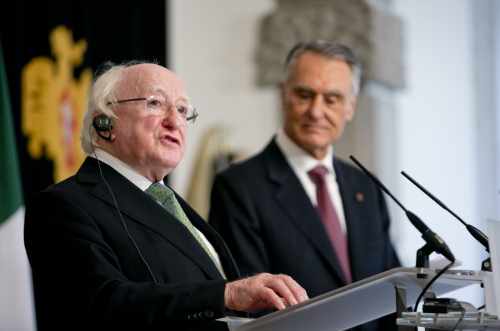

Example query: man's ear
[279,82,288,113]
[345,96,357,122]
[279,82,286,102]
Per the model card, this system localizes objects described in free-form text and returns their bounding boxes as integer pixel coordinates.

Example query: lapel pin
[355,192,364,203]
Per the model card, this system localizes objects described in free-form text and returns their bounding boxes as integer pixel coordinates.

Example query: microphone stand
[416,245,433,269]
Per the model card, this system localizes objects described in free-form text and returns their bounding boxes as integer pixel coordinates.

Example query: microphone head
[406,210,456,263]
[401,170,489,253]
[466,224,490,252]
[350,157,457,264]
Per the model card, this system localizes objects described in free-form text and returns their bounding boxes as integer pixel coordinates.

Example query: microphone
[401,171,489,252]
[349,156,456,265]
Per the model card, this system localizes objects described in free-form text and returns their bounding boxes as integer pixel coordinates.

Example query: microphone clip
[416,244,433,270]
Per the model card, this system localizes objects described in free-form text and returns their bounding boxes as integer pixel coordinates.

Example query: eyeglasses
[107,95,199,123]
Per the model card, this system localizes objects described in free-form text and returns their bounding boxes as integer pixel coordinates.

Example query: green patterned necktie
[146,182,225,278]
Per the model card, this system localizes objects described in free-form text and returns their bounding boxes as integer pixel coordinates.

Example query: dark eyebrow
[323,91,344,99]
[292,86,344,99]
[292,86,315,94]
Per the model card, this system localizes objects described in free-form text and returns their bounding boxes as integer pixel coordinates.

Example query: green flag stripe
[0,43,23,222]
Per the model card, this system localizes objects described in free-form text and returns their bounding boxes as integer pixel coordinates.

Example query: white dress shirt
[275,129,348,234]
[90,149,226,277]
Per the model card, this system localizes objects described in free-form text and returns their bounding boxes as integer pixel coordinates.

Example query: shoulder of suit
[215,155,263,185]
[334,156,357,172]
[35,162,102,206]
[334,156,372,181]
[25,174,84,212]
[40,174,79,194]
[334,156,383,195]
[215,141,273,180]
[39,178,91,209]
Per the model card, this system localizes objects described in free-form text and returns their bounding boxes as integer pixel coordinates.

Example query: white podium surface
[236,267,485,331]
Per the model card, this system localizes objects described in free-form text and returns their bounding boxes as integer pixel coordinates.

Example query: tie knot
[307,165,329,184]
[146,182,174,206]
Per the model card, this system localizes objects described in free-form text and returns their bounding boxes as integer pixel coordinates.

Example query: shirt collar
[276,128,336,179]
[90,149,153,191]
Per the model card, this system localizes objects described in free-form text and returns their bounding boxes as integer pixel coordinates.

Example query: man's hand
[224,273,308,312]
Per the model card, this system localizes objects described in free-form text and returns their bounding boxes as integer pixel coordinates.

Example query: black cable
[413,260,455,312]
[95,154,159,284]
[90,126,158,284]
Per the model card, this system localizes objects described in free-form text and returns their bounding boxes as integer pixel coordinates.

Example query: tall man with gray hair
[209,41,400,330]
[24,61,308,331]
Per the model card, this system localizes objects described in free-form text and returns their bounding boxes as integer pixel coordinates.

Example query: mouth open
[161,135,180,145]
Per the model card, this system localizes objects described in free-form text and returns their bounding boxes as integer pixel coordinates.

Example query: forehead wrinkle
[147,86,191,105]
[114,68,143,99]
[115,64,189,103]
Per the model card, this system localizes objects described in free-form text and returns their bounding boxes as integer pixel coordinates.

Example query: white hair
[283,40,363,97]
[80,63,129,154]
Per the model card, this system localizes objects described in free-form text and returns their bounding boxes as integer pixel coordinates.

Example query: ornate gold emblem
[22,25,92,182]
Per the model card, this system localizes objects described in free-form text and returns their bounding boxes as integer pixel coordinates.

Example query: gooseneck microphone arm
[349,156,456,267]
[401,170,491,271]
[401,171,489,252]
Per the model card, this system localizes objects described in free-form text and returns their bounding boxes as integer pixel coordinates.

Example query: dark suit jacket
[24,157,240,331]
[209,139,400,330]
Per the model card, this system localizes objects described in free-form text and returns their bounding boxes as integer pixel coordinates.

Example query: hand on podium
[225,273,308,312]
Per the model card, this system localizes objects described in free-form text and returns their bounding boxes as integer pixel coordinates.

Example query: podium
[235,267,491,331]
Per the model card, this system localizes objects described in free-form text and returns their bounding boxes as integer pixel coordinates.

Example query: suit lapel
[264,141,348,284]
[77,157,223,280]
[177,194,240,280]
[334,158,365,282]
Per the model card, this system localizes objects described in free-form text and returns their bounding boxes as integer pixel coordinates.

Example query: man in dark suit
[24,62,307,331]
[209,41,400,330]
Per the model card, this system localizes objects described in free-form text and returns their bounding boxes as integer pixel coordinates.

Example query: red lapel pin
[355,192,364,203]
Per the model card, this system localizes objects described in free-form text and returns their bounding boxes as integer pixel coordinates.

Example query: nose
[162,105,184,128]
[307,94,325,119]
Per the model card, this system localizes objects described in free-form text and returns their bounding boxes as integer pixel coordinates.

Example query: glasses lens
[142,95,198,123]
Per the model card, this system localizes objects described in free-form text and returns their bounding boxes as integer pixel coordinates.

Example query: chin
[155,154,181,171]
[302,136,330,147]
[163,159,181,170]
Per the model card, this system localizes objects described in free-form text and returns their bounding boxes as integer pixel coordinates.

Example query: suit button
[204,310,214,319]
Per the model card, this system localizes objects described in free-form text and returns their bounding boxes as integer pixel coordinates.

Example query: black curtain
[0,1,168,200]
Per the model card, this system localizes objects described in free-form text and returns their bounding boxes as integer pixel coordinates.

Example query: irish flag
[0,43,35,330]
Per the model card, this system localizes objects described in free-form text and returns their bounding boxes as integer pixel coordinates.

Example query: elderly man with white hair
[24,61,307,331]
